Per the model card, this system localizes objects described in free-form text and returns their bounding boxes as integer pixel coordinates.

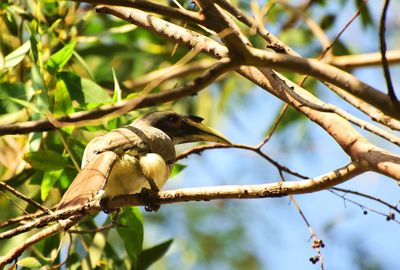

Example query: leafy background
[1,0,399,269]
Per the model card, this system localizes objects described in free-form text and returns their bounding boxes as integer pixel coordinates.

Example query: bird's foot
[139,187,160,212]
[99,197,112,214]
[146,177,160,192]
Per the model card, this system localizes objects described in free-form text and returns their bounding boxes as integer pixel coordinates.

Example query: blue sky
[141,1,400,269]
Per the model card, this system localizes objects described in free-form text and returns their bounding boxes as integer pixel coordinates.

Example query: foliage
[0,0,397,269]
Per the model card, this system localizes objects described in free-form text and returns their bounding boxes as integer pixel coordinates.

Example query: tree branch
[0,161,369,266]
[328,50,400,69]
[79,0,204,25]
[246,47,400,119]
[379,0,397,101]
[0,58,234,135]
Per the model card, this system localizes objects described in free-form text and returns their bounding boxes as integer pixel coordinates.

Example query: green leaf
[17,257,42,268]
[3,40,31,69]
[58,72,111,105]
[320,14,336,30]
[7,96,40,113]
[24,150,67,171]
[0,82,34,114]
[138,239,173,270]
[41,169,63,201]
[170,163,187,178]
[81,77,112,103]
[31,64,49,116]
[53,79,74,116]
[117,207,143,268]
[47,41,77,72]
[355,0,374,28]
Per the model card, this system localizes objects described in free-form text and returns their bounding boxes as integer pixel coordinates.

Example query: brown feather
[57,151,118,209]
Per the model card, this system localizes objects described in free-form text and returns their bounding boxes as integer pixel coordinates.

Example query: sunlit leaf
[54,79,74,116]
[3,40,30,69]
[170,163,187,178]
[112,68,122,103]
[47,41,77,72]
[17,257,42,268]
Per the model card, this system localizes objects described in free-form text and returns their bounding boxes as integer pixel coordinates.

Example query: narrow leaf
[17,257,42,268]
[47,41,76,71]
[7,96,40,113]
[112,68,122,103]
[170,163,187,178]
[138,239,173,270]
[3,40,30,69]
[117,207,143,268]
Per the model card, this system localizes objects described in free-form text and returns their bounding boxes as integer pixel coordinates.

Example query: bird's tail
[57,151,118,209]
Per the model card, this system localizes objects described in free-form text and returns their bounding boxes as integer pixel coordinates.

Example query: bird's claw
[140,187,160,212]
[99,197,111,214]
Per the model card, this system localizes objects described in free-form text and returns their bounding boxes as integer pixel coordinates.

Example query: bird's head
[135,111,231,145]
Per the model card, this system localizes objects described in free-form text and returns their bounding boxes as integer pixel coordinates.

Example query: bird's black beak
[174,115,232,145]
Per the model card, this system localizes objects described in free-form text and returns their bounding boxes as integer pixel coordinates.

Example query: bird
[57,111,231,210]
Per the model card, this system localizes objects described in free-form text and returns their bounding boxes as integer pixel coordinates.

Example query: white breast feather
[104,153,171,198]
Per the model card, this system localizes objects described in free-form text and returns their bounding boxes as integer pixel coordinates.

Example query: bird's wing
[57,151,118,209]
[58,126,153,209]
[81,126,151,167]
[91,126,150,155]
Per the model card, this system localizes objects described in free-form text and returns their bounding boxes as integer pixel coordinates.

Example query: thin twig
[279,170,325,270]
[176,142,308,179]
[330,187,400,214]
[329,189,400,224]
[379,0,397,101]
[257,103,289,149]
[0,182,51,214]
[0,209,49,229]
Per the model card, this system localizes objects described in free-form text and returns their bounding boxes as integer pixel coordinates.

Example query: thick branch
[246,48,400,119]
[238,66,400,181]
[0,162,365,242]
[0,161,369,266]
[329,50,400,69]
[95,5,229,58]
[79,0,203,24]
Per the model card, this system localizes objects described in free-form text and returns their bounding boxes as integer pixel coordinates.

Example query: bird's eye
[167,115,179,123]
